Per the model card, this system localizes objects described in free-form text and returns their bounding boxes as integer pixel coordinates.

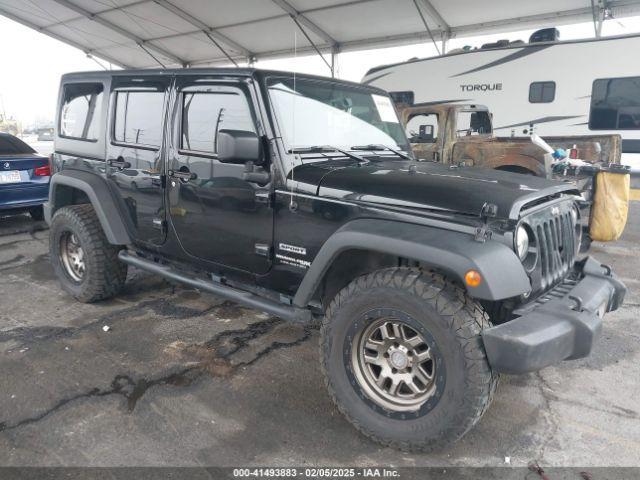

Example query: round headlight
[516,225,529,260]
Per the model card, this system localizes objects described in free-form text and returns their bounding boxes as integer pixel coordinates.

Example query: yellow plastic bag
[589,171,630,242]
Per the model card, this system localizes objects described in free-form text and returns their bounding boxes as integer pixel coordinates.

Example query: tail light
[34,154,53,177]
[34,164,51,176]
[569,145,578,159]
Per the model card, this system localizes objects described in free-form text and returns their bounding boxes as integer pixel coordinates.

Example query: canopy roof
[1,0,640,71]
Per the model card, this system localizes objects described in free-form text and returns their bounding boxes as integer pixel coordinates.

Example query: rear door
[167,77,273,274]
[106,75,172,247]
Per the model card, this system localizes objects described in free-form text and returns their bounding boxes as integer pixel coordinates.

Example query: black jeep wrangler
[45,68,626,451]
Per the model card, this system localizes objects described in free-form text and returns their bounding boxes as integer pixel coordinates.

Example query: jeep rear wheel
[49,204,127,303]
[320,268,498,451]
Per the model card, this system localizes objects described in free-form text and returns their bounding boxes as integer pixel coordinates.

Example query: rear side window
[60,83,103,141]
[590,76,640,130]
[529,81,555,103]
[0,134,36,155]
[113,91,165,148]
[181,89,255,154]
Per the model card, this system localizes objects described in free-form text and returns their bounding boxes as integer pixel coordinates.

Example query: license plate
[0,170,21,184]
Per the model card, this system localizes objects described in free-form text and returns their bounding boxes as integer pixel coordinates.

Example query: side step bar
[118,250,312,324]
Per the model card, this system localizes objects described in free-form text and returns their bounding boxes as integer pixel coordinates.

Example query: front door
[167,79,273,274]
[106,75,172,246]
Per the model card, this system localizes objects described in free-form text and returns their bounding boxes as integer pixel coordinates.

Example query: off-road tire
[320,268,498,452]
[49,204,127,303]
[29,206,44,221]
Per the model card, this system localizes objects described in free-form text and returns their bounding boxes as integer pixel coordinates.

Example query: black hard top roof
[61,68,388,94]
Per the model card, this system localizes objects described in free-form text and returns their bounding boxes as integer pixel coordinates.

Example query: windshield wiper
[289,145,369,164]
[351,144,413,160]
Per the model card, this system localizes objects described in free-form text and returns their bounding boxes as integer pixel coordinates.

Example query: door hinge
[474,225,493,243]
[255,243,271,257]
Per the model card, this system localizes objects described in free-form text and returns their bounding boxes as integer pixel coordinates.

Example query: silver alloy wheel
[60,231,85,282]
[352,317,437,412]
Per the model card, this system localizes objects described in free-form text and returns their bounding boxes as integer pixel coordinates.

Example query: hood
[292,159,577,220]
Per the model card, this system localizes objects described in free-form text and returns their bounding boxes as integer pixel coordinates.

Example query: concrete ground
[0,204,638,468]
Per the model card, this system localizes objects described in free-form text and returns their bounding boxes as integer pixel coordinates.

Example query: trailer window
[113,91,165,148]
[589,76,640,130]
[389,91,414,107]
[529,82,555,103]
[406,114,438,143]
[60,83,103,141]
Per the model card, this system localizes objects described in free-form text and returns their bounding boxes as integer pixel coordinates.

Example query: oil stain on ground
[0,309,314,433]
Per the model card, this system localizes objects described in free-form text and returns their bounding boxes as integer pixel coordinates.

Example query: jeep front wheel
[49,204,127,303]
[320,268,498,451]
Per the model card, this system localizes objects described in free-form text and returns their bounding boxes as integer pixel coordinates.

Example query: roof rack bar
[51,0,187,66]
[152,0,252,58]
[271,0,338,48]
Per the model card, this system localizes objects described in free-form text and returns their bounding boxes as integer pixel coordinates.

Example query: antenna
[289,30,298,212]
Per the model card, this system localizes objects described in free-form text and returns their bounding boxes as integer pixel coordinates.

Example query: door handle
[168,169,197,182]
[108,157,131,170]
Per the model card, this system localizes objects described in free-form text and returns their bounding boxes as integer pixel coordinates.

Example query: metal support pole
[290,15,333,75]
[330,48,338,78]
[441,32,449,55]
[591,0,606,38]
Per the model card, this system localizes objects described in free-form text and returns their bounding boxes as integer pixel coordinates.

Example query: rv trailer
[363,31,640,170]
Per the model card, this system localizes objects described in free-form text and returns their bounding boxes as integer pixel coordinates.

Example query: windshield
[267,77,409,157]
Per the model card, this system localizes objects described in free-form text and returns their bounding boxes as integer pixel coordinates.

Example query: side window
[590,76,640,130]
[113,91,165,147]
[457,110,492,136]
[406,113,438,143]
[181,89,255,154]
[60,83,103,141]
[529,81,556,103]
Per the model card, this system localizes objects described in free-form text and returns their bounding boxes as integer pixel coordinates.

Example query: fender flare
[292,218,531,307]
[45,170,131,245]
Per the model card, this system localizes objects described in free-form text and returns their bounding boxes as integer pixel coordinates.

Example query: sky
[2,12,640,127]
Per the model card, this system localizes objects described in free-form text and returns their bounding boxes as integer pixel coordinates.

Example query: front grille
[513,275,579,316]
[523,201,577,294]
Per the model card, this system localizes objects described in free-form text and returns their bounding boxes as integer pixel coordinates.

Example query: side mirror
[217,129,261,164]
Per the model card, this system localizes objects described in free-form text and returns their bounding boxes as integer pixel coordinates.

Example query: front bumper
[482,256,626,374]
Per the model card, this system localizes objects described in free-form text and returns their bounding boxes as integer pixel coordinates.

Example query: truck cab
[401,103,493,165]
[398,102,621,176]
